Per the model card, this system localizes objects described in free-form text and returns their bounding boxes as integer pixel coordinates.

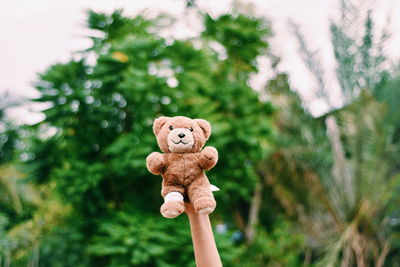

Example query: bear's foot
[193,197,216,214]
[160,200,184,219]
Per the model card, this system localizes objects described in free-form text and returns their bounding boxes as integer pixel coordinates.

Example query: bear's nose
[178,133,185,138]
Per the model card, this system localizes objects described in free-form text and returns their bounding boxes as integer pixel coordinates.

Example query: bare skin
[184,202,222,267]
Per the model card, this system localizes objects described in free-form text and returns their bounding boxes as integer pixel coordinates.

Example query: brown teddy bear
[146,116,218,218]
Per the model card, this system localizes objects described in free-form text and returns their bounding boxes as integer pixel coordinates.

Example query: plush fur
[146,116,218,218]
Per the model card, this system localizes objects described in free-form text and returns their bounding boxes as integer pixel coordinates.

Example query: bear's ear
[194,119,211,140]
[153,116,170,135]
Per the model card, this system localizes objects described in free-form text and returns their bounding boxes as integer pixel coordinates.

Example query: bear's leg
[161,184,185,219]
[187,176,216,214]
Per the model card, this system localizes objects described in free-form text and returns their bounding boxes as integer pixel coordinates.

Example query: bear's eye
[189,127,193,132]
[169,126,174,130]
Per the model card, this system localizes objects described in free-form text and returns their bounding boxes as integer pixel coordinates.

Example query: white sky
[1,0,399,123]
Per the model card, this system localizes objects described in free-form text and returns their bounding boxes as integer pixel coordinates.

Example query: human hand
[184,201,196,216]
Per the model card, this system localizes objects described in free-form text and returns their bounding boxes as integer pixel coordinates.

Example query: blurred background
[1,0,400,266]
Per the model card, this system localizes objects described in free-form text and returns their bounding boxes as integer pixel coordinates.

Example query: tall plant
[14,9,277,266]
[264,1,400,266]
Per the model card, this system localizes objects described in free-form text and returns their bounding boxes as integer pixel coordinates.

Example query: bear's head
[152,116,211,153]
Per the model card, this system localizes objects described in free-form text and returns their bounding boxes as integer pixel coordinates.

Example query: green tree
[0,94,41,266]
[16,8,283,266]
[263,1,400,266]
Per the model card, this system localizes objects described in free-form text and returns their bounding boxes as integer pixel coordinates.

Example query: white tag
[164,192,184,203]
[210,184,220,192]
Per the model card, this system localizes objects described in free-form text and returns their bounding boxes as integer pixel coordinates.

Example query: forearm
[187,212,222,267]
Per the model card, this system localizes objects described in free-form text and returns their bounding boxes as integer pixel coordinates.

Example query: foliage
[88,212,194,267]
[5,8,280,266]
[1,1,399,266]
[239,222,305,267]
[0,94,19,165]
[266,1,400,266]
[0,96,41,266]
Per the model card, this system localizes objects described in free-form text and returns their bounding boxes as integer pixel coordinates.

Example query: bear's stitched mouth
[172,140,189,145]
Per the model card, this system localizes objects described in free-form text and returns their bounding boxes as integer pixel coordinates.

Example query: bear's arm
[146,152,167,175]
[198,146,218,171]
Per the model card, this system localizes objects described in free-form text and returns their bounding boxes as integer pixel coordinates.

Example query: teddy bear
[146,116,218,218]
